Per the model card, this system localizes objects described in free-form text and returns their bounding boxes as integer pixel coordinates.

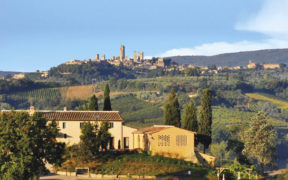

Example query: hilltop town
[64,45,283,72]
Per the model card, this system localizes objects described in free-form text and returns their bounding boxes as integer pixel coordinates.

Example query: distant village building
[40,71,49,78]
[12,73,26,79]
[247,60,256,69]
[65,59,83,65]
[263,64,280,69]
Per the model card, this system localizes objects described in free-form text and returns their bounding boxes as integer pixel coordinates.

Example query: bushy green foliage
[243,113,277,174]
[80,122,99,160]
[48,62,135,84]
[97,121,111,151]
[88,95,98,110]
[0,111,65,179]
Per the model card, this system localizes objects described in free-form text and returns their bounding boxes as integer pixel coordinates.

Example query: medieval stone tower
[134,51,138,62]
[138,51,144,61]
[120,45,125,61]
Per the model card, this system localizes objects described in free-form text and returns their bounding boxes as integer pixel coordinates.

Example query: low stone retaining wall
[56,171,156,179]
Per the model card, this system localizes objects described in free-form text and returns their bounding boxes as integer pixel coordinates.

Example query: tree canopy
[0,111,65,179]
[243,113,277,174]
[88,94,98,111]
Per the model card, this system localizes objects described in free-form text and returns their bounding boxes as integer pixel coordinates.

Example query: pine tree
[103,84,112,111]
[198,89,212,153]
[88,94,98,111]
[183,99,198,132]
[164,88,181,127]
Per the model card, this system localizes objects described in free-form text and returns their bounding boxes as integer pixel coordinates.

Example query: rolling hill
[170,48,288,66]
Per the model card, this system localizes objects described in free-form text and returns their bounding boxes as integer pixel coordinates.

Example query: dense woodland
[1,62,288,178]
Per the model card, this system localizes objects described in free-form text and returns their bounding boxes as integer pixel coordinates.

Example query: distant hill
[170,49,288,66]
[0,71,21,77]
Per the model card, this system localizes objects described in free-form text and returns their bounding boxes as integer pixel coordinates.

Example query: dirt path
[40,174,77,180]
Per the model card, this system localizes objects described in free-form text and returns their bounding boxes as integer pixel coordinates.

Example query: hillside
[170,48,288,66]
[0,71,21,78]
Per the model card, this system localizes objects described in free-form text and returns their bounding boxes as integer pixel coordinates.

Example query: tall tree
[103,84,112,111]
[243,113,276,174]
[164,88,181,127]
[97,121,112,151]
[183,99,198,132]
[88,95,98,111]
[79,122,99,160]
[0,111,65,179]
[198,89,212,153]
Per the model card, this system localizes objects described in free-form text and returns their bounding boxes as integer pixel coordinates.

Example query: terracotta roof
[0,110,123,122]
[132,125,172,134]
[41,111,123,122]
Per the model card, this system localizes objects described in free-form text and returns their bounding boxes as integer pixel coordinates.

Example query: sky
[1,0,288,72]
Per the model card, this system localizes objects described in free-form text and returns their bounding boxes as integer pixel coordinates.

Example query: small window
[64,134,67,139]
[158,135,170,146]
[109,122,114,128]
[62,122,66,129]
[176,135,187,146]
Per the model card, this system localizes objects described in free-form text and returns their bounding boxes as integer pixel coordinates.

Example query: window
[64,134,67,139]
[176,135,187,146]
[62,122,66,129]
[158,135,170,146]
[80,122,84,128]
[109,122,114,128]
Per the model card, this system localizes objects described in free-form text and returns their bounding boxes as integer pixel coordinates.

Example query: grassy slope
[213,107,288,128]
[64,151,213,179]
[246,93,288,109]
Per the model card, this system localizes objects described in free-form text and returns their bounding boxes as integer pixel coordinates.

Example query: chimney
[63,107,67,111]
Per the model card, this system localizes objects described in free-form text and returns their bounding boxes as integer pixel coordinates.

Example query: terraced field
[246,93,288,109]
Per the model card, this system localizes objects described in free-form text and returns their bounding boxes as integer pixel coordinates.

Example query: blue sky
[1,0,288,72]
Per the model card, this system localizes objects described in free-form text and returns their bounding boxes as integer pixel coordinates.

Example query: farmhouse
[2,106,136,150]
[2,107,215,166]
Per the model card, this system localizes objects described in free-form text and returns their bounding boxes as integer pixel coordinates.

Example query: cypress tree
[198,89,212,153]
[164,88,181,127]
[88,95,98,111]
[103,84,112,111]
[183,99,198,132]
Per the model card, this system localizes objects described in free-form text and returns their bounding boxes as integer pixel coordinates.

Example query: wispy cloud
[236,0,288,39]
[155,0,288,57]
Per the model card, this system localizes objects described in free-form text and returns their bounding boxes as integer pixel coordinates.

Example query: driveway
[40,174,78,180]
